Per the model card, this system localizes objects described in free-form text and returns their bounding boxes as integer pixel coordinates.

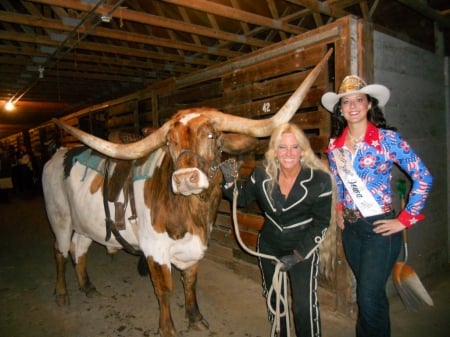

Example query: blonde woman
[221,123,335,337]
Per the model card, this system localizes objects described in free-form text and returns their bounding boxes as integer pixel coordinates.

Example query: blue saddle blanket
[72,148,165,181]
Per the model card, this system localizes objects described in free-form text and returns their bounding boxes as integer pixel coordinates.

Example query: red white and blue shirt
[326,123,433,227]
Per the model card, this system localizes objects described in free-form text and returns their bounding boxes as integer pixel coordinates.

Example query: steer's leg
[181,262,209,331]
[147,256,176,337]
[70,233,100,298]
[54,243,69,306]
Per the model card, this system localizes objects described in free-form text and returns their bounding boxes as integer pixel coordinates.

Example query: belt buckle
[343,208,358,223]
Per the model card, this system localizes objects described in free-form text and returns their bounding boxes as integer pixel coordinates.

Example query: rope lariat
[232,185,291,337]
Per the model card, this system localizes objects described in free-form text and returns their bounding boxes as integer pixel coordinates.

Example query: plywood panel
[222,46,326,88]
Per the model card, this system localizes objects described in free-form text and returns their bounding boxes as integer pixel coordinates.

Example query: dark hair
[329,95,396,138]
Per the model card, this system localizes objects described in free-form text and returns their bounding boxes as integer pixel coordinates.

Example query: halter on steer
[174,148,222,180]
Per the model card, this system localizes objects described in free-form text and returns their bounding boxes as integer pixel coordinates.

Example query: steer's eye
[207,133,215,140]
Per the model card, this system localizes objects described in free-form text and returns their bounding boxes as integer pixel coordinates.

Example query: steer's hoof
[158,327,177,337]
[81,284,101,298]
[189,317,209,331]
[85,288,101,298]
[55,293,69,307]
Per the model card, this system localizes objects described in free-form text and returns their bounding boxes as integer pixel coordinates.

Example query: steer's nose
[174,170,199,186]
[172,168,208,195]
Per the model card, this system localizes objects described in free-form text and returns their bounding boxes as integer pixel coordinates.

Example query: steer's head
[166,109,262,196]
[166,111,223,195]
[52,49,332,195]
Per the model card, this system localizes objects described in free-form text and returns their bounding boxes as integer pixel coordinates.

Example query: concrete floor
[321,265,450,337]
[0,193,448,337]
[207,242,450,337]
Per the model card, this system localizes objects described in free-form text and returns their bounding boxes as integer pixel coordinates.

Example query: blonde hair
[263,123,337,278]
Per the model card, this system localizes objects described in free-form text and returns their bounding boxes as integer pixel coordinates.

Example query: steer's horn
[212,48,333,137]
[52,118,172,159]
[53,48,332,160]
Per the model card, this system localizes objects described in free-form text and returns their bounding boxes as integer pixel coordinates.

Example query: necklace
[348,132,364,151]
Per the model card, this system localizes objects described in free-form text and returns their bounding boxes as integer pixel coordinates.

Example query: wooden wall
[1,16,374,317]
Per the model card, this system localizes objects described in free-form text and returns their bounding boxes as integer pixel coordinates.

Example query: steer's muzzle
[172,168,210,195]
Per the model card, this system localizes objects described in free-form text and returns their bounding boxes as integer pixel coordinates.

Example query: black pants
[258,236,321,337]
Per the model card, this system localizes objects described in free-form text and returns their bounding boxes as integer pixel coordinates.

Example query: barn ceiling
[1,0,449,139]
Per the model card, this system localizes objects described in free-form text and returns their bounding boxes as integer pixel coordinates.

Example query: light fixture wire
[8,0,126,106]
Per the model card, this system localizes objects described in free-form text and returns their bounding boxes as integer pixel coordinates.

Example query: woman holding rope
[322,75,433,337]
[221,123,335,337]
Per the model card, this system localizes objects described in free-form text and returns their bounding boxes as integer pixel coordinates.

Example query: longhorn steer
[42,50,331,337]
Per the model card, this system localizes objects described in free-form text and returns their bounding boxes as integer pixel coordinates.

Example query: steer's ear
[221,133,258,154]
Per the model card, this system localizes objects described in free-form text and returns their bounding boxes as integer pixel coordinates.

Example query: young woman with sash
[322,75,433,337]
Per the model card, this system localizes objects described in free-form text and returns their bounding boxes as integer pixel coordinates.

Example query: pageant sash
[333,148,383,217]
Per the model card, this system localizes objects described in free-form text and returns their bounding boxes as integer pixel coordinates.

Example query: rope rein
[231,185,291,337]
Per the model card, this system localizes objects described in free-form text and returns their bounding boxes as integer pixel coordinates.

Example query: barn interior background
[0,0,449,317]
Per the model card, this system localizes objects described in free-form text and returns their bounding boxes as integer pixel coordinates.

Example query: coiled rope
[231,185,321,337]
[232,185,290,337]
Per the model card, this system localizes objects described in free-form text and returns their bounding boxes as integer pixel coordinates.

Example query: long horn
[53,48,332,159]
[52,118,172,159]
[212,48,333,137]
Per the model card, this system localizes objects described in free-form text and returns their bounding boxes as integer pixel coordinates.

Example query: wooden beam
[28,0,270,48]
[397,0,450,29]
[0,10,240,58]
[0,45,193,75]
[286,0,350,18]
[0,31,214,67]
[174,27,340,88]
[162,0,305,35]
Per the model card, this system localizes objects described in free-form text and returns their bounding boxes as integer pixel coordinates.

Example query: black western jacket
[224,164,333,258]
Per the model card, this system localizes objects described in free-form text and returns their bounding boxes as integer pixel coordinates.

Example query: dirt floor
[0,193,448,337]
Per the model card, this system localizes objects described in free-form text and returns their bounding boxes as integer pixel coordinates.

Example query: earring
[339,110,343,116]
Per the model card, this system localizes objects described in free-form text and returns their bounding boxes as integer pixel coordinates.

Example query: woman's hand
[220,159,242,184]
[373,218,406,236]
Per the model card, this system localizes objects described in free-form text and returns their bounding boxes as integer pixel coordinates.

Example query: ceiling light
[38,66,45,79]
[5,101,15,111]
[100,14,112,22]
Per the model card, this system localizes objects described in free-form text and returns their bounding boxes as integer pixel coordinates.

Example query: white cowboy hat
[321,75,390,112]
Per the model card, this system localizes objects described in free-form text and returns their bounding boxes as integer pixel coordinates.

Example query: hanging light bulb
[5,100,15,111]
[38,66,45,79]
[100,13,112,22]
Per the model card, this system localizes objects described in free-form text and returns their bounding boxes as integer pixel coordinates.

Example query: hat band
[338,77,367,94]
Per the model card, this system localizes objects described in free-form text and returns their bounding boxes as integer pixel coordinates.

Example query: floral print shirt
[326,123,433,227]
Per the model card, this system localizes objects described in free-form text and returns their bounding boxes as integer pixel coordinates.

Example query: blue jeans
[342,212,402,337]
